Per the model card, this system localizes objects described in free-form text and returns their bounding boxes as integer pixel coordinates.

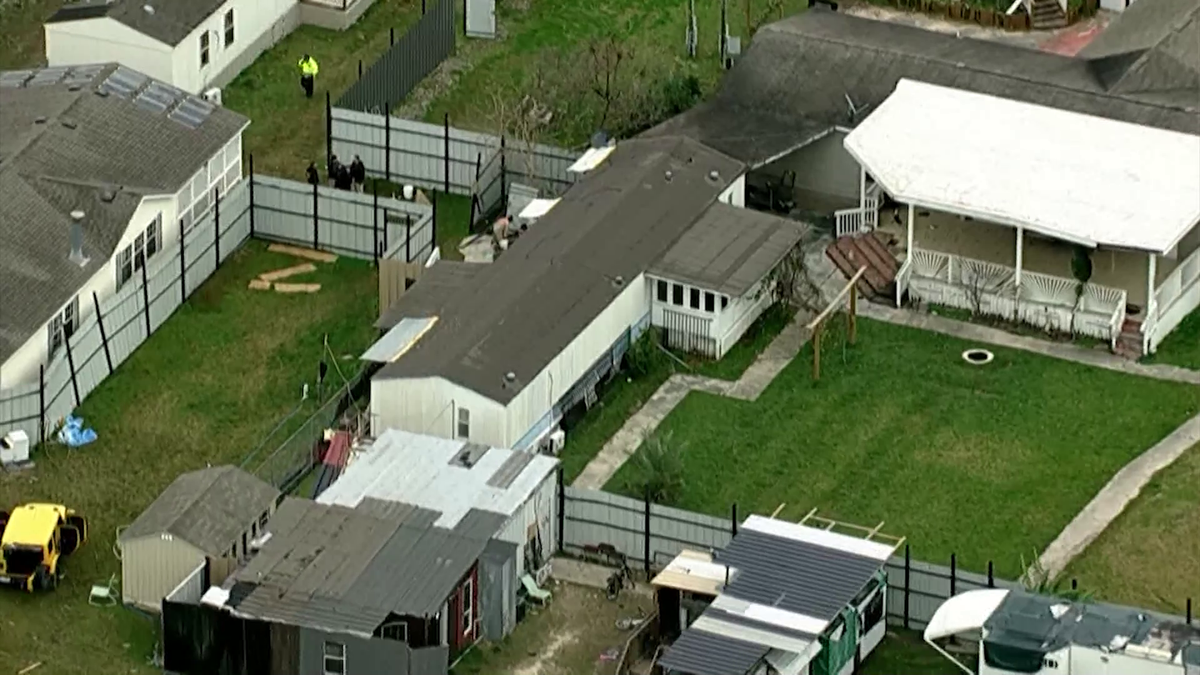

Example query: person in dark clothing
[349,155,366,193]
[305,162,320,187]
[327,155,341,187]
[335,164,353,191]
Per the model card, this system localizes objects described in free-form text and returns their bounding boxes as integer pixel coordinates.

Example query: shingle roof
[649,203,809,296]
[647,8,1200,165]
[120,466,279,556]
[0,64,246,363]
[660,628,767,675]
[1080,0,1200,95]
[376,261,485,330]
[230,499,500,636]
[374,136,745,403]
[47,0,229,47]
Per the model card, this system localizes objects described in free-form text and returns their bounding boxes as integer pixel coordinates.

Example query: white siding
[169,0,297,94]
[718,174,746,208]
[370,376,508,447]
[120,535,205,611]
[715,281,773,355]
[504,274,652,446]
[45,18,172,82]
[496,469,558,577]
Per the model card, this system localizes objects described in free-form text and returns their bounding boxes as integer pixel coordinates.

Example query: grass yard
[861,629,969,675]
[0,0,58,70]
[0,241,378,675]
[607,318,1200,578]
[1063,443,1200,615]
[1144,310,1200,371]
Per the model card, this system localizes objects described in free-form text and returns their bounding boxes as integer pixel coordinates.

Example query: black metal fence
[335,0,455,113]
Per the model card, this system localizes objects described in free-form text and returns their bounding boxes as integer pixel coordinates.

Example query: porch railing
[895,256,914,307]
[905,247,1127,345]
[1145,245,1200,353]
[834,182,882,239]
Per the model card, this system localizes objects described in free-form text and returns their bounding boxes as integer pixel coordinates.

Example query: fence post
[556,467,565,554]
[312,182,320,250]
[357,59,362,79]
[92,292,112,375]
[390,26,395,45]
[248,155,256,237]
[469,152,481,225]
[213,188,221,264]
[384,105,392,182]
[643,490,652,578]
[499,135,508,215]
[950,553,957,597]
[141,254,152,338]
[987,560,994,588]
[422,0,426,13]
[325,92,333,174]
[38,365,45,446]
[903,544,911,629]
[431,190,439,252]
[179,218,187,304]
[64,330,80,407]
[443,113,451,193]
[372,186,380,265]
[731,503,738,538]
[405,213,412,263]
[1188,598,1192,625]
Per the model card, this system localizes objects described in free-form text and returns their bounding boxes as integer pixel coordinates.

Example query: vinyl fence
[329,108,581,223]
[334,0,455,113]
[558,485,1196,629]
[0,172,431,447]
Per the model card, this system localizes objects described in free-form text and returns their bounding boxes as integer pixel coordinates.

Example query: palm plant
[1020,552,1093,602]
[636,430,685,505]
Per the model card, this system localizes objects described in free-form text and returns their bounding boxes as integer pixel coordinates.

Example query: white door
[465,0,496,38]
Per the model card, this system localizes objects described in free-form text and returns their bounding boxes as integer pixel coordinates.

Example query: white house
[365,136,804,452]
[45,0,297,95]
[0,63,248,389]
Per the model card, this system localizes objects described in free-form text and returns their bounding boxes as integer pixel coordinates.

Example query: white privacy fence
[0,174,431,445]
[329,108,581,221]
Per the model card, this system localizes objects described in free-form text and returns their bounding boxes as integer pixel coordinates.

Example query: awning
[845,79,1200,254]
[924,589,1011,641]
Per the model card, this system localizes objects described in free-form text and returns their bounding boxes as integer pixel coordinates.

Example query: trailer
[924,589,1200,675]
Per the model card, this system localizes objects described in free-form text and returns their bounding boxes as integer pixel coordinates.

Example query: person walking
[298,54,319,99]
[335,164,353,191]
[349,155,366,193]
[327,155,341,188]
[305,162,320,187]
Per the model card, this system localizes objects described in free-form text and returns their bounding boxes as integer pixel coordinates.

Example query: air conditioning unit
[202,87,223,106]
[0,430,30,465]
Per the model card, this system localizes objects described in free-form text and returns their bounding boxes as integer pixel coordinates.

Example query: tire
[32,566,48,591]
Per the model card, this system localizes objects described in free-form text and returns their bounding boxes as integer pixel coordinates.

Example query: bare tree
[587,36,628,129]
[962,264,989,317]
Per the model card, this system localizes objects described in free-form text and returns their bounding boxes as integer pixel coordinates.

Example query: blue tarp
[57,415,97,447]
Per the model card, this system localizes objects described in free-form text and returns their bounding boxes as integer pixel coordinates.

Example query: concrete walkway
[571,309,814,490]
[1035,412,1200,581]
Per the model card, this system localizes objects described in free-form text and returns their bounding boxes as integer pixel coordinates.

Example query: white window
[200,32,210,67]
[461,577,473,635]
[48,296,79,359]
[322,642,345,675]
[116,215,163,289]
[380,622,408,643]
[456,408,470,439]
[223,9,235,47]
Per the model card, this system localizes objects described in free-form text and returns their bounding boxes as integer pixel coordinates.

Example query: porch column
[1148,253,1157,308]
[859,166,867,209]
[906,203,915,255]
[1015,227,1024,287]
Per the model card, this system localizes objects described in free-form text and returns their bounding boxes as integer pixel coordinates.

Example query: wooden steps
[1030,0,1067,29]
[826,233,899,302]
[1114,315,1144,360]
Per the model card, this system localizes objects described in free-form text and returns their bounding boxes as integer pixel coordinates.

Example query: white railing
[895,257,914,308]
[906,246,1127,344]
[834,207,876,238]
[1145,246,1200,353]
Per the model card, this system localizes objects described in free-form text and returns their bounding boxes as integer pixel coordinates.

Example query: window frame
[223,9,235,47]
[689,287,701,310]
[721,296,729,310]
[48,296,79,360]
[456,407,470,439]
[380,621,408,643]
[461,577,474,635]
[704,292,715,313]
[199,32,210,68]
[656,279,668,302]
[671,284,684,306]
[116,215,163,289]
[322,641,346,675]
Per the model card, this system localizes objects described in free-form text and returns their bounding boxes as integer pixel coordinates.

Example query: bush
[636,430,686,505]
[624,327,666,378]
[657,73,703,117]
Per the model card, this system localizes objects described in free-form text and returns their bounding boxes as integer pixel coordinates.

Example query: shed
[119,465,279,610]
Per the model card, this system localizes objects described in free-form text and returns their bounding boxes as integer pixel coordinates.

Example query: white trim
[742,515,896,561]
[691,616,816,654]
[748,126,837,169]
[711,594,829,636]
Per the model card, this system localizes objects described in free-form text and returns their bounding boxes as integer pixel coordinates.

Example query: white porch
[841,79,1200,354]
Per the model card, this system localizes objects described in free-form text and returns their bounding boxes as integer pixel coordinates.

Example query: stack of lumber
[248,244,338,293]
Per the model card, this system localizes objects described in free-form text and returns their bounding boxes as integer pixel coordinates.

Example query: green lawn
[861,630,969,675]
[1063,443,1199,615]
[1144,310,1200,371]
[606,318,1200,578]
[0,241,378,675]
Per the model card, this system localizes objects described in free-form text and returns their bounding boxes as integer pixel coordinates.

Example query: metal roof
[317,429,559,530]
[120,466,279,556]
[650,202,809,296]
[659,627,767,675]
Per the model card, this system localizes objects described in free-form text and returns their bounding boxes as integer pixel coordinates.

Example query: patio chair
[89,573,118,607]
[521,574,551,604]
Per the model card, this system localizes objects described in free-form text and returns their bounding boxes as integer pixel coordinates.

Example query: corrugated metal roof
[318,429,558,530]
[360,317,438,363]
[659,628,767,675]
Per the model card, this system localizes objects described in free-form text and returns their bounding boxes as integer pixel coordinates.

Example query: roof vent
[502,372,517,388]
[67,84,81,92]
[69,210,89,267]
[95,88,109,98]
[34,116,47,124]
[613,275,625,288]
[61,119,77,130]
[664,170,673,182]
[100,188,117,203]
[707,169,721,184]
[143,4,154,13]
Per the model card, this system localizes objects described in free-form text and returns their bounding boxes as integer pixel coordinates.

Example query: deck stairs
[826,232,899,303]
[1114,316,1145,360]
[1030,0,1067,29]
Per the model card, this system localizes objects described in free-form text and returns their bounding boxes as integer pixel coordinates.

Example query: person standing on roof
[298,54,319,99]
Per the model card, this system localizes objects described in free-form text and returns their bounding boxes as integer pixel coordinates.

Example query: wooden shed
[119,465,280,611]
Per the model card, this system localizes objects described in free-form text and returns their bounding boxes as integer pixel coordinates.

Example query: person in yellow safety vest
[298,54,319,99]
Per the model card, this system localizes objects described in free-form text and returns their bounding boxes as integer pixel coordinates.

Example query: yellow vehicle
[0,503,87,591]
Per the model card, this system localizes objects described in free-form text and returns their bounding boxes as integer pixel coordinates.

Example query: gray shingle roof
[120,466,279,556]
[374,136,746,404]
[231,499,501,636]
[649,8,1200,165]
[649,203,809,296]
[659,628,767,675]
[376,261,486,330]
[0,64,246,363]
[1080,0,1200,95]
[47,0,229,47]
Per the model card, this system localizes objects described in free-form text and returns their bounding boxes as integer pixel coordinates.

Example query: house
[0,63,247,389]
[165,497,510,675]
[924,588,1200,674]
[45,0,296,96]
[647,4,1200,356]
[653,513,904,675]
[118,465,279,611]
[367,136,808,451]
[316,428,560,581]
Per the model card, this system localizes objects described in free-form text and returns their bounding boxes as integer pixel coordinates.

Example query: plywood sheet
[259,263,317,282]
[274,283,321,294]
[267,243,338,263]
[248,279,272,291]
